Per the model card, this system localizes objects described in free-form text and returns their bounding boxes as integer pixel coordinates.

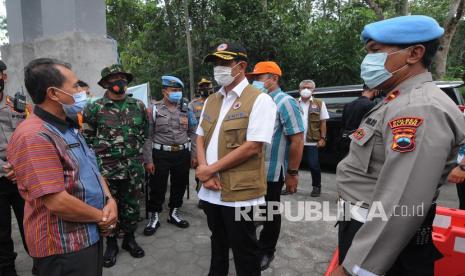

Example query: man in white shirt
[195,43,277,276]
[293,80,329,197]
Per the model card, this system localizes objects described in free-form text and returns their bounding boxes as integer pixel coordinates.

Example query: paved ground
[10,169,461,276]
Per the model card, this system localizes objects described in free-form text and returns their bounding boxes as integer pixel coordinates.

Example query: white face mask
[300,88,312,98]
[214,63,241,87]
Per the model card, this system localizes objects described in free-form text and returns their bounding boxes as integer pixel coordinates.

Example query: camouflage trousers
[107,178,142,233]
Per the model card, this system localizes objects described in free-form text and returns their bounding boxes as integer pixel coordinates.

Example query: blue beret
[162,75,184,88]
[361,15,444,44]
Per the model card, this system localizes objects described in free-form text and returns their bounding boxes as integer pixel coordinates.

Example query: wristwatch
[287,169,299,176]
[459,164,465,171]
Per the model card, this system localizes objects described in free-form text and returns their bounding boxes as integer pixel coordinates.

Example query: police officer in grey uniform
[0,60,31,276]
[143,76,197,235]
[332,16,465,276]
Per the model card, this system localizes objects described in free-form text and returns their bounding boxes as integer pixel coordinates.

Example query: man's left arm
[281,97,305,193]
[187,110,198,162]
[342,105,463,275]
[318,101,329,147]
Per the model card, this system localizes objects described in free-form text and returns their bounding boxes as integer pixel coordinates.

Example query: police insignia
[233,102,242,110]
[353,128,365,140]
[217,43,228,51]
[388,117,423,153]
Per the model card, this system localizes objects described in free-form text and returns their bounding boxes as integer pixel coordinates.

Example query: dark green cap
[98,64,133,87]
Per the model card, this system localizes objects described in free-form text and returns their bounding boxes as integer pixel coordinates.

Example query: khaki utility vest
[201,85,266,202]
[305,98,323,143]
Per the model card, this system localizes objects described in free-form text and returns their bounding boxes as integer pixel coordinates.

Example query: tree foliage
[105,0,465,99]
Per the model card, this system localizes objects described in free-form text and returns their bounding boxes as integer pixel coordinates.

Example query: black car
[287,81,465,167]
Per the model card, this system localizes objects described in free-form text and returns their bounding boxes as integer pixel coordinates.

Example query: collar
[219,77,249,98]
[298,96,313,103]
[269,87,282,97]
[34,106,79,133]
[102,93,135,105]
[391,71,433,95]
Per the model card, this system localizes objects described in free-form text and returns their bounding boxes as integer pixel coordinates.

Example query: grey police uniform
[0,97,29,268]
[142,75,197,231]
[336,72,465,275]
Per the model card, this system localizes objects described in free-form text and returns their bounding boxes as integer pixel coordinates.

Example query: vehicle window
[440,87,459,104]
[314,91,361,114]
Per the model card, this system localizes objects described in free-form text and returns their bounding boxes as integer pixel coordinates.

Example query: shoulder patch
[388,117,424,153]
[352,128,366,140]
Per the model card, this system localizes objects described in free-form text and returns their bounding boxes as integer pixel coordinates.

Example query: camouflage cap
[98,64,134,87]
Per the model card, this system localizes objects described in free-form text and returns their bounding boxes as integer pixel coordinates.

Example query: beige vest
[306,98,322,143]
[201,85,266,202]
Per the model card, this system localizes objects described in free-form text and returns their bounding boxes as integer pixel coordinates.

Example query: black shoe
[122,233,145,258]
[310,187,321,197]
[281,189,292,195]
[144,212,160,236]
[260,253,275,271]
[168,208,190,228]
[1,265,18,276]
[197,200,205,209]
[103,237,119,268]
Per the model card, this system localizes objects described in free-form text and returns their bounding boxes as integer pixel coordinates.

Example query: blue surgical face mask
[360,48,410,89]
[252,81,268,93]
[55,88,88,116]
[168,91,183,103]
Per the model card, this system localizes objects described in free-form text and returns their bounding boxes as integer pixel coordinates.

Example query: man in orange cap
[247,61,305,270]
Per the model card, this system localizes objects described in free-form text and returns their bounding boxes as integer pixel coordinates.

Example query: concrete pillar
[1,0,118,99]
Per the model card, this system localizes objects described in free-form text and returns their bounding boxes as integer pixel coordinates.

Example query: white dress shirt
[196,77,277,207]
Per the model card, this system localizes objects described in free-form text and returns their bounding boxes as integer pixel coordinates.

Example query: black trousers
[34,240,103,276]
[258,172,285,255]
[0,177,27,269]
[147,149,190,213]
[338,204,442,276]
[457,182,465,210]
[204,202,261,276]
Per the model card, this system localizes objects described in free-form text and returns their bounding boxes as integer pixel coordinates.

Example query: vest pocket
[228,169,260,191]
[223,118,248,147]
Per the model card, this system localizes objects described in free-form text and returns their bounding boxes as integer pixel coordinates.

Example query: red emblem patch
[388,117,423,153]
[352,128,365,140]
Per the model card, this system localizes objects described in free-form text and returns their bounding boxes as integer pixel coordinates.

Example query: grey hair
[299,79,315,89]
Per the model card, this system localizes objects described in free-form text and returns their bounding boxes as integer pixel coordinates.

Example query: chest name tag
[365,118,378,127]
[224,112,247,121]
[67,143,80,149]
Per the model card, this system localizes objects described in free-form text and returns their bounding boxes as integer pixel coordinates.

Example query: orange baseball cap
[246,61,282,77]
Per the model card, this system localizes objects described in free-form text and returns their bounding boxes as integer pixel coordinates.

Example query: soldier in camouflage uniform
[83,64,147,267]
[188,78,213,208]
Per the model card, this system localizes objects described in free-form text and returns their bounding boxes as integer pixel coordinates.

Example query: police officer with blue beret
[332,15,465,276]
[143,76,197,235]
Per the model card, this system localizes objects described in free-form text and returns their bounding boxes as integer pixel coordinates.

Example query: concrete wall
[2,0,116,99]
[1,32,118,99]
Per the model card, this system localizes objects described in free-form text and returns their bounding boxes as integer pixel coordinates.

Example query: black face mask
[0,79,4,94]
[199,88,212,98]
[108,80,128,95]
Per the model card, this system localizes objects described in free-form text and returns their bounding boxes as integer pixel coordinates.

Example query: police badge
[388,117,424,153]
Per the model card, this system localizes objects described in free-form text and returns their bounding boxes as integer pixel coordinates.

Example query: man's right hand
[145,163,155,175]
[203,176,222,191]
[3,163,16,182]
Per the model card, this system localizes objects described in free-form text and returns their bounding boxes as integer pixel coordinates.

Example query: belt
[338,198,369,223]
[153,142,189,152]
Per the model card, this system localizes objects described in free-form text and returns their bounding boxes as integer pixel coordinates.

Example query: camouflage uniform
[83,94,149,233]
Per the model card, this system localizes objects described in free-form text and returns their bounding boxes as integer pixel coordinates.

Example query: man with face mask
[195,43,277,276]
[8,58,117,276]
[0,60,33,276]
[83,64,148,267]
[247,61,305,270]
[331,15,465,276]
[292,79,329,197]
[143,76,197,235]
